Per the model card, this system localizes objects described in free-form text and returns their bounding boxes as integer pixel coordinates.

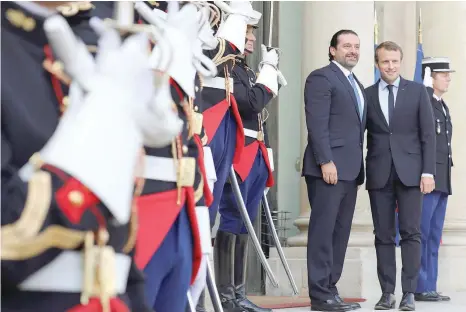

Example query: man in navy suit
[365,41,436,311]
[302,29,366,312]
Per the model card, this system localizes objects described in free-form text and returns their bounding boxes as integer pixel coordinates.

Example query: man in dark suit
[302,29,366,312]
[414,57,455,303]
[365,41,436,311]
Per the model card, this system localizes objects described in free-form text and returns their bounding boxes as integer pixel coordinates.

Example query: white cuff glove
[260,44,279,68]
[256,63,278,96]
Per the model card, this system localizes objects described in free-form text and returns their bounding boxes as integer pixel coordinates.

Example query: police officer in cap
[415,57,455,302]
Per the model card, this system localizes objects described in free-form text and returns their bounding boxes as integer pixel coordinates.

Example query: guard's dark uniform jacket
[202,39,245,164]
[231,57,274,187]
[1,2,150,312]
[427,87,453,195]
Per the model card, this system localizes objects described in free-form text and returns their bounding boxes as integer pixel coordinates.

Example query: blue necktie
[348,73,363,120]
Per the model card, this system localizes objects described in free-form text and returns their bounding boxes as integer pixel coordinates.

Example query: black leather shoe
[432,291,451,301]
[374,293,396,310]
[335,294,361,310]
[311,299,353,311]
[399,292,415,311]
[414,292,441,302]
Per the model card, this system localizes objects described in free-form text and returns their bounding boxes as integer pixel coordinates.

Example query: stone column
[375,1,417,78]
[418,0,466,292]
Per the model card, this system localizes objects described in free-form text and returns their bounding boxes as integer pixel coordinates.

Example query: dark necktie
[387,85,395,124]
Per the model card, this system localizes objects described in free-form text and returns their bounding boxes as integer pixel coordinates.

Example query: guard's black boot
[214,230,247,312]
[234,234,272,312]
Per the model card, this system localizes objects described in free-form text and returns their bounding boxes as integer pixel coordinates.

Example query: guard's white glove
[256,44,279,95]
[136,2,200,98]
[138,74,183,148]
[423,66,433,88]
[44,15,96,92]
[260,44,279,68]
[39,18,159,224]
[197,6,218,50]
[214,1,261,53]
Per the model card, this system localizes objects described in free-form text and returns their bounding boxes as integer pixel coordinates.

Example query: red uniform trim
[135,188,202,284]
[67,297,129,312]
[258,142,275,187]
[202,98,230,144]
[202,95,245,164]
[42,164,104,226]
[229,95,245,164]
[43,45,66,115]
[193,134,214,207]
[55,178,101,224]
[232,142,274,187]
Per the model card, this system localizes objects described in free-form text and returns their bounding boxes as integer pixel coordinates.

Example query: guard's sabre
[186,291,196,312]
[261,193,299,295]
[265,1,287,86]
[206,259,224,312]
[229,167,279,287]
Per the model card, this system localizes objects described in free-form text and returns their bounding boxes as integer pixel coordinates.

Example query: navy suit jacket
[302,62,366,185]
[365,77,436,189]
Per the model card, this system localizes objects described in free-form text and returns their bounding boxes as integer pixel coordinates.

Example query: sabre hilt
[104,1,152,37]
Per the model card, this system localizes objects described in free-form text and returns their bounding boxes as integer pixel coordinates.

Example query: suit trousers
[305,176,358,302]
[368,165,422,294]
[416,191,448,293]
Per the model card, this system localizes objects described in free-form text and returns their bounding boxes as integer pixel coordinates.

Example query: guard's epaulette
[56,1,94,17]
[212,38,237,66]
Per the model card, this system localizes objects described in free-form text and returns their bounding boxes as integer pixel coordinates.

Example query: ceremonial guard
[1,1,175,311]
[129,2,218,311]
[213,20,283,311]
[200,1,261,227]
[415,57,455,302]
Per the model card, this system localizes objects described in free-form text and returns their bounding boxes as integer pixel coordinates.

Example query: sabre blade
[229,167,279,287]
[206,260,224,312]
[262,193,298,295]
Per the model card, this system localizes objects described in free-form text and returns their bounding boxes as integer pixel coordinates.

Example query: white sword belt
[18,251,131,293]
[243,128,264,142]
[139,155,196,183]
[203,76,234,92]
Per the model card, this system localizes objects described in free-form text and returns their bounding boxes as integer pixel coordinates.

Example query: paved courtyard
[273,292,466,312]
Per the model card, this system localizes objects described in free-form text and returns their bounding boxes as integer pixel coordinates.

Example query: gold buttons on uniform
[195,86,199,92]
[68,190,84,207]
[5,9,36,32]
[61,96,69,113]
[194,106,199,112]
[182,145,188,154]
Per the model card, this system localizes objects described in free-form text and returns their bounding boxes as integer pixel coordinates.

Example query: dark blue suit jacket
[302,62,366,184]
[365,78,436,189]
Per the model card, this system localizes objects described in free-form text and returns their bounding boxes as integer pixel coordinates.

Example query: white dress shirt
[332,60,365,112]
[433,93,447,115]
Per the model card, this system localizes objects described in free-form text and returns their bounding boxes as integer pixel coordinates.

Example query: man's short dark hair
[328,29,358,62]
[375,41,404,63]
